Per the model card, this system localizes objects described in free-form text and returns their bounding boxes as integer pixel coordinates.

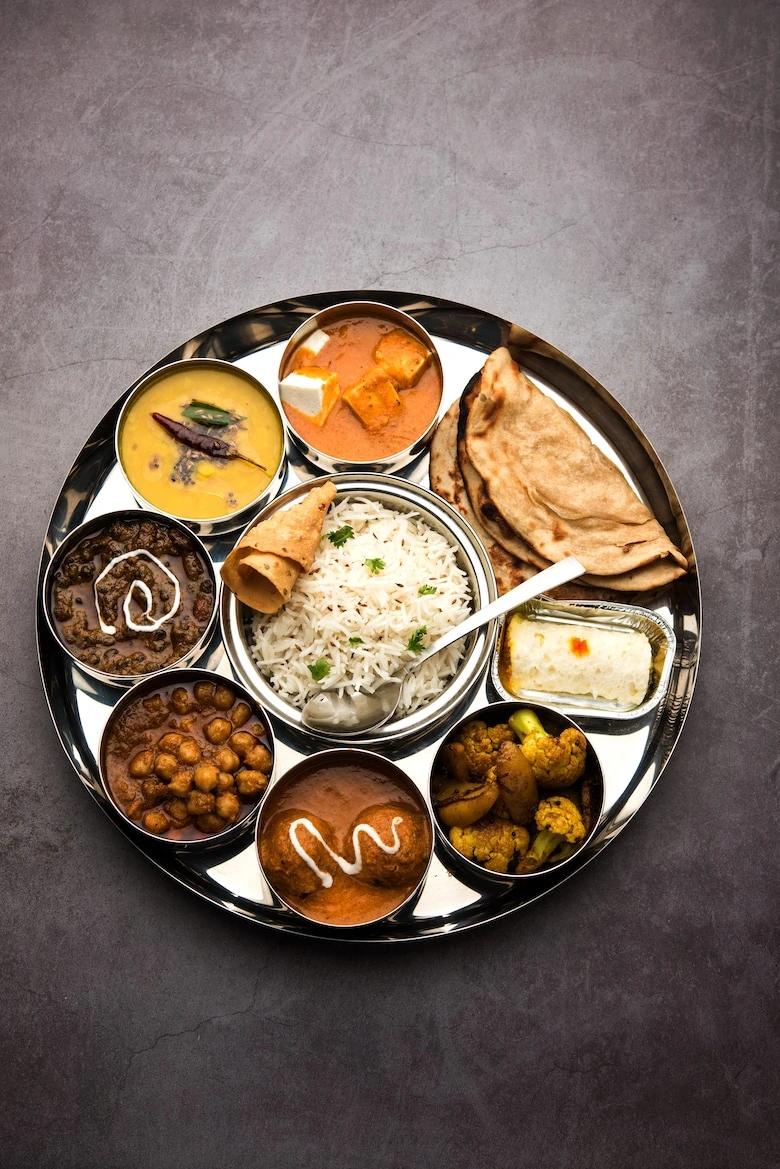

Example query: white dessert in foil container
[492,598,676,720]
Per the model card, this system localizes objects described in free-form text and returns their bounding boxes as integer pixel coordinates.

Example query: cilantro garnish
[308,657,331,681]
[365,558,385,574]
[348,636,363,645]
[418,584,437,595]
[406,626,427,654]
[326,525,354,548]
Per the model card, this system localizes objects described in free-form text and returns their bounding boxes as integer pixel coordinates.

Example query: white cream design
[94,549,181,636]
[289,816,404,889]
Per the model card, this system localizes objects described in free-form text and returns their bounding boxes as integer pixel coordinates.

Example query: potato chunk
[373,328,431,389]
[342,367,401,432]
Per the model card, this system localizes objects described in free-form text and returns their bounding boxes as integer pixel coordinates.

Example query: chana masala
[103,677,272,841]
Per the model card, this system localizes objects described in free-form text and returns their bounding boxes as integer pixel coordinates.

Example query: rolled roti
[221,479,337,613]
[465,348,688,585]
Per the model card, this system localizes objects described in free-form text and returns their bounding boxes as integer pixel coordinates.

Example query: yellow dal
[119,366,283,520]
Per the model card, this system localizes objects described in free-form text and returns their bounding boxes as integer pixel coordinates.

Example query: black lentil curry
[50,516,214,676]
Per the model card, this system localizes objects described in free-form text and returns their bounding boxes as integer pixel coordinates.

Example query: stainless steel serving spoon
[300,555,586,735]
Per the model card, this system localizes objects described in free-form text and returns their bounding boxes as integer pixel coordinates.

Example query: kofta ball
[260,810,339,899]
[347,803,431,888]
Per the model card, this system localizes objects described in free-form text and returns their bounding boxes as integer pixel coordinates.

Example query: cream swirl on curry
[257,754,433,927]
[48,514,215,677]
[95,549,181,635]
[288,815,404,889]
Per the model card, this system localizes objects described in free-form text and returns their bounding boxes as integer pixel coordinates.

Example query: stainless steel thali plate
[36,289,701,942]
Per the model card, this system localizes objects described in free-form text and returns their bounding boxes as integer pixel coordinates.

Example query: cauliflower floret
[508,709,586,787]
[517,796,586,874]
[520,727,586,787]
[439,720,516,784]
[449,817,530,874]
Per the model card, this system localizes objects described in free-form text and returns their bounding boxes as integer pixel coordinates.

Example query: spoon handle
[409,556,586,670]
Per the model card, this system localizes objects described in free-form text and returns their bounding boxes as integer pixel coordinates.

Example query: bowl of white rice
[220,473,497,746]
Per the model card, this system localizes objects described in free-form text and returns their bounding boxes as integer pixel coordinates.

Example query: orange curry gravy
[282,315,442,460]
[258,759,432,926]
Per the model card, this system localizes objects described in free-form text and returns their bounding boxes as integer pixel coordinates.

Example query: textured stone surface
[1,1,778,1166]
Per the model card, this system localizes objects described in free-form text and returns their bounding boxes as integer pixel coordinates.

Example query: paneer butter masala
[279,315,442,460]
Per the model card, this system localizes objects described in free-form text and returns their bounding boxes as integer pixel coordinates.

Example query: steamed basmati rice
[250,497,473,716]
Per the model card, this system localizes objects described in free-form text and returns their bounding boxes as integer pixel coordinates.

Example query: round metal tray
[36,289,701,942]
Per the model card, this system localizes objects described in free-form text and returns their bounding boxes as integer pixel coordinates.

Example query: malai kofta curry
[279,315,442,460]
[258,754,432,926]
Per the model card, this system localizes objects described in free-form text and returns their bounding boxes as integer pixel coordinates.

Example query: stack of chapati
[430,347,688,596]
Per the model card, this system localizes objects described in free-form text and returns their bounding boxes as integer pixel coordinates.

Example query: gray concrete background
[2,1,777,1166]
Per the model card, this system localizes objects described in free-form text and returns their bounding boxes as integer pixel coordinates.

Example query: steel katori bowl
[43,508,219,689]
[115,358,287,537]
[220,472,498,749]
[255,748,434,931]
[277,301,444,475]
[429,700,605,883]
[98,667,276,850]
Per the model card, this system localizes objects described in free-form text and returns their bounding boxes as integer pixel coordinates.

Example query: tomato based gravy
[280,315,442,461]
[103,677,273,841]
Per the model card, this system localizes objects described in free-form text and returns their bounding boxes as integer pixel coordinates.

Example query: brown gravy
[50,516,214,676]
[259,759,432,926]
[103,678,272,841]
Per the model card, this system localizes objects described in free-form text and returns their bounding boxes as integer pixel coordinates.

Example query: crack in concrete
[367,218,585,283]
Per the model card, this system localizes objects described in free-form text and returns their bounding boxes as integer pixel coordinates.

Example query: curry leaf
[182,400,236,427]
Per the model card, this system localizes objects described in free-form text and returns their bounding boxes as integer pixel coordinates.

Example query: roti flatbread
[221,479,337,612]
[431,402,623,600]
[430,403,535,594]
[465,348,688,585]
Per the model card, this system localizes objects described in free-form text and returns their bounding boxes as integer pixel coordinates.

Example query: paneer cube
[279,366,340,427]
[292,328,330,367]
[373,328,432,389]
[342,367,402,432]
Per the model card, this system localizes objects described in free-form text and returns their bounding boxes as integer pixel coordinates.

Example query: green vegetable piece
[348,637,363,645]
[308,658,331,682]
[406,626,427,654]
[182,400,236,427]
[326,525,355,548]
[418,584,437,595]
[509,708,546,739]
[365,558,385,574]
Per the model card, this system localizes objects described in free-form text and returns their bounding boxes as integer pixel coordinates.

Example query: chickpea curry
[103,678,273,841]
[279,315,442,461]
